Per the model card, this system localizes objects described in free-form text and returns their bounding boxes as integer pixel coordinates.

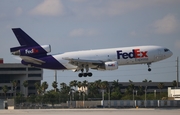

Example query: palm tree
[2,85,9,99]
[69,80,77,90]
[77,81,82,100]
[99,81,109,100]
[99,81,109,91]
[112,79,121,92]
[94,79,102,89]
[77,81,82,89]
[82,80,88,89]
[88,82,99,98]
[172,80,177,87]
[23,80,28,97]
[60,82,67,91]
[34,82,42,95]
[142,79,152,82]
[158,82,164,98]
[52,81,58,92]
[125,80,134,95]
[11,80,18,97]
[41,81,48,94]
[137,86,144,95]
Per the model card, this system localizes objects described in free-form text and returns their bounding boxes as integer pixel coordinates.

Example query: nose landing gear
[147,63,151,72]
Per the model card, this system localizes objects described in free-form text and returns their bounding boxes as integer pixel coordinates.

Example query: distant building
[116,82,175,93]
[78,81,177,96]
[0,62,43,98]
[168,87,180,100]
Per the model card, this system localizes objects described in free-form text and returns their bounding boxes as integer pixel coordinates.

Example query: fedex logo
[108,64,115,67]
[25,48,38,54]
[117,49,148,59]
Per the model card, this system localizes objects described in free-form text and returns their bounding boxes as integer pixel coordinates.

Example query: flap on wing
[62,57,103,64]
[20,56,45,65]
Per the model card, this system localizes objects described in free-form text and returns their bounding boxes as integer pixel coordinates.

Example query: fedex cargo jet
[10,28,173,77]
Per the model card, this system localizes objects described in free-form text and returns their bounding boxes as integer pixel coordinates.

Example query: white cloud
[30,0,63,16]
[70,0,180,17]
[152,14,179,34]
[15,7,23,16]
[69,28,98,37]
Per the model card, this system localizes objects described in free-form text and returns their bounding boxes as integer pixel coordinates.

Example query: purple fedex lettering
[117,49,148,59]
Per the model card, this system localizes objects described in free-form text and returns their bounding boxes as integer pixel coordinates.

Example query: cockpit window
[164,48,169,52]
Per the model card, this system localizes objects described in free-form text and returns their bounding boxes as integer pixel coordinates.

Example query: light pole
[145,86,147,108]
[133,89,135,107]
[102,89,104,107]
[108,86,110,108]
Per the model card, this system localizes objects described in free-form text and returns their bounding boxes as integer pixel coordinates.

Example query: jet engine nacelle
[98,61,118,70]
[11,45,51,56]
[105,61,118,70]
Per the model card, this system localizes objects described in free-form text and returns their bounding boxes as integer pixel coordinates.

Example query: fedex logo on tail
[25,48,39,54]
[117,49,148,59]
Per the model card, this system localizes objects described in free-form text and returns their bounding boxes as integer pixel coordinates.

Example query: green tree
[137,86,144,95]
[2,85,9,99]
[88,82,99,98]
[42,81,48,94]
[60,82,67,90]
[125,80,134,95]
[94,79,101,89]
[158,82,164,98]
[69,80,77,90]
[77,81,82,100]
[172,80,177,87]
[142,79,152,82]
[34,82,42,95]
[82,80,88,89]
[52,81,58,92]
[11,80,18,97]
[111,80,122,99]
[23,80,28,97]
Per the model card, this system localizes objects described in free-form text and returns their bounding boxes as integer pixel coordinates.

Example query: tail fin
[10,28,51,57]
[12,28,39,46]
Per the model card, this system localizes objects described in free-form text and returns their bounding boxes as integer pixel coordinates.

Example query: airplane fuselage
[53,45,172,70]
[11,28,173,77]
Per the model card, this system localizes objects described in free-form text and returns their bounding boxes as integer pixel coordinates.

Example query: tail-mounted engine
[11,45,51,56]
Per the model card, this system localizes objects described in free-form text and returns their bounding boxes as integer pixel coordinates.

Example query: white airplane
[10,28,173,77]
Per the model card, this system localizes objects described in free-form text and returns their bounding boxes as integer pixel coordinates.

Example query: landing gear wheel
[83,73,87,77]
[78,73,83,77]
[88,72,92,77]
[148,68,151,72]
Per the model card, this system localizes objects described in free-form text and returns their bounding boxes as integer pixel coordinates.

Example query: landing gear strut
[147,63,151,72]
[78,65,93,77]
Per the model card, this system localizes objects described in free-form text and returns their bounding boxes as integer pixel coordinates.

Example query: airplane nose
[169,51,173,57]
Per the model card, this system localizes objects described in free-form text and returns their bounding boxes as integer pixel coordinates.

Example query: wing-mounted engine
[97,61,118,70]
[10,45,51,56]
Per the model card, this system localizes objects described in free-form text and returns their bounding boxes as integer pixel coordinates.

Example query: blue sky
[0,0,180,88]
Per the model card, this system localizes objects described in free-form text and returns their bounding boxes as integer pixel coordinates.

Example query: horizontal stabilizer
[20,56,45,65]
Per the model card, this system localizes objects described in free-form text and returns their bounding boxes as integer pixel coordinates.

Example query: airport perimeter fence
[12,100,180,109]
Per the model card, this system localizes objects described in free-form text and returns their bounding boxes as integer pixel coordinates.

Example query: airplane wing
[20,56,45,65]
[62,57,104,71]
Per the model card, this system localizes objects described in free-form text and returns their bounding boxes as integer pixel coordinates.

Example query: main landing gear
[78,72,92,77]
[78,64,93,77]
[147,63,151,72]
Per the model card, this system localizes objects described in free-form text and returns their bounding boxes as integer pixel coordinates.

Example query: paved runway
[0,109,180,115]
